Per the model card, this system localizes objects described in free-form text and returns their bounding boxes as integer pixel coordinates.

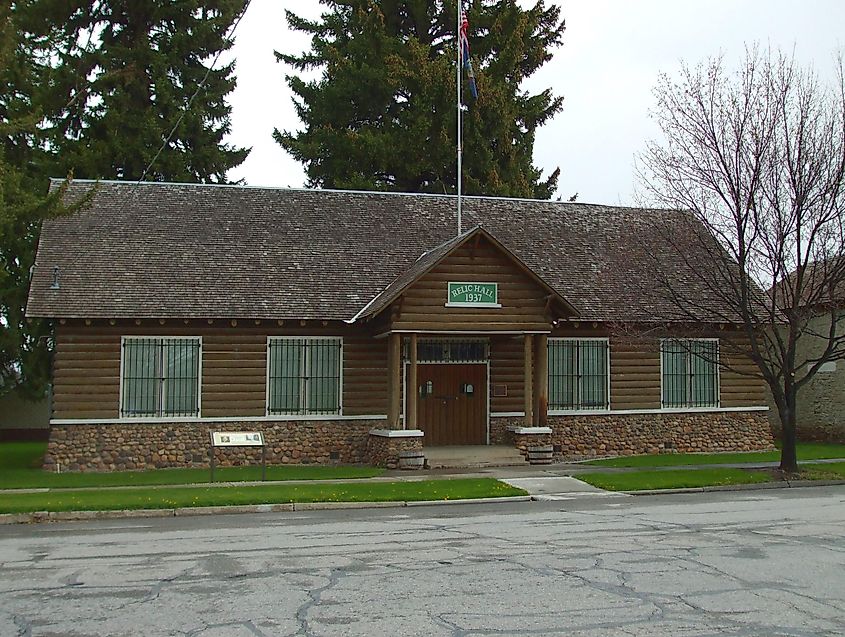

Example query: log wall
[52,321,387,420]
[51,321,768,422]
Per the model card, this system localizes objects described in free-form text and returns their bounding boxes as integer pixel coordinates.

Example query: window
[121,337,201,418]
[548,339,609,410]
[267,338,342,415]
[410,338,488,363]
[661,339,719,408]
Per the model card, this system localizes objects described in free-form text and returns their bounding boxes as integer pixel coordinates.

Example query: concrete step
[423,445,526,469]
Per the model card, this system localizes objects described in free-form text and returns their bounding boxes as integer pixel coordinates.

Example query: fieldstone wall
[513,432,551,459]
[366,434,424,469]
[490,411,774,461]
[548,411,774,459]
[44,420,382,472]
[489,417,514,445]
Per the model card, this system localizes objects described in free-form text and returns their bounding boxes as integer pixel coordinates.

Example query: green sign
[447,282,499,307]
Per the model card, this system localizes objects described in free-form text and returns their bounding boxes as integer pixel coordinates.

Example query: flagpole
[456,0,462,237]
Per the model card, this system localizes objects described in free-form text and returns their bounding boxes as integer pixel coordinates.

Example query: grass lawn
[0,478,527,514]
[0,442,384,489]
[581,442,845,468]
[577,468,773,491]
[797,461,845,481]
[578,462,845,491]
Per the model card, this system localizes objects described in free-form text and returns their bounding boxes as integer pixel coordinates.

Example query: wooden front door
[416,364,487,445]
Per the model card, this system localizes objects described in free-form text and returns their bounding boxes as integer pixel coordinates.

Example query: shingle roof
[27,179,735,322]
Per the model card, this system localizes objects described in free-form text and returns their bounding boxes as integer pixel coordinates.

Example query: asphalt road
[1,487,843,637]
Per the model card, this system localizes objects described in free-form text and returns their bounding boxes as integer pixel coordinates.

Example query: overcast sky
[224,1,844,206]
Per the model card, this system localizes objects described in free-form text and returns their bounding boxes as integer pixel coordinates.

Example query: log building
[27,180,774,470]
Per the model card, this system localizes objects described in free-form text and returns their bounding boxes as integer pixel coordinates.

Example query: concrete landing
[424,445,526,469]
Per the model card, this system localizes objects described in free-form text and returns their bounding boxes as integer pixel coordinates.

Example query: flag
[460,9,478,99]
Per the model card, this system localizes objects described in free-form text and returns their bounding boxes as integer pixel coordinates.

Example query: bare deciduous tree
[638,47,845,472]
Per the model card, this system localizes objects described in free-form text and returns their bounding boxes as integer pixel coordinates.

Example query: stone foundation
[512,430,552,459]
[548,411,775,459]
[44,420,383,472]
[489,417,512,445]
[491,411,775,460]
[366,431,425,469]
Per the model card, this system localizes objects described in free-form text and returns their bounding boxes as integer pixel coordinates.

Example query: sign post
[209,431,266,483]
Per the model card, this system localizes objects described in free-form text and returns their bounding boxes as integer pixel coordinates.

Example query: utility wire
[130,0,253,190]
[133,0,253,187]
[54,0,253,281]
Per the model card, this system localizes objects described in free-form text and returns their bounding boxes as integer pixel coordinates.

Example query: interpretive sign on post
[210,431,266,482]
[212,431,263,447]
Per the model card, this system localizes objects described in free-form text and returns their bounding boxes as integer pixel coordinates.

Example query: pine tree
[0,2,64,397]
[37,0,249,182]
[0,1,250,398]
[276,0,565,199]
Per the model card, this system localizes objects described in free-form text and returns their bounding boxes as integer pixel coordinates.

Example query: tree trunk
[779,393,799,473]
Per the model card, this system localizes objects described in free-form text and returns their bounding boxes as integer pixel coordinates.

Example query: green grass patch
[0,478,526,514]
[0,441,384,489]
[795,461,845,481]
[581,442,845,468]
[0,442,47,469]
[577,468,773,491]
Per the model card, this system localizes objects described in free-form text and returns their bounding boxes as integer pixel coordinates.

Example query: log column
[523,334,534,426]
[387,332,402,429]
[534,334,549,427]
[407,334,418,430]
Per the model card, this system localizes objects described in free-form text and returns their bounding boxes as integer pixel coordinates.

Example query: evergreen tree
[276,0,565,198]
[0,2,64,398]
[0,1,249,398]
[36,0,249,182]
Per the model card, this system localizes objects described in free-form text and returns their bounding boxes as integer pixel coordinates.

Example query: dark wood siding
[548,327,662,411]
[489,335,524,413]
[720,352,766,408]
[389,237,554,332]
[52,321,768,421]
[53,331,121,419]
[52,321,388,420]
[610,341,662,410]
[202,334,266,417]
[344,337,387,415]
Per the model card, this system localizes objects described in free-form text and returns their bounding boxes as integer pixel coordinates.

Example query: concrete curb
[626,479,845,496]
[0,496,533,525]
[405,496,532,507]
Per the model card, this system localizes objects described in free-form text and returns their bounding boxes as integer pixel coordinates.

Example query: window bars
[548,339,609,410]
[121,338,201,418]
[408,338,489,363]
[267,338,342,415]
[661,339,719,408]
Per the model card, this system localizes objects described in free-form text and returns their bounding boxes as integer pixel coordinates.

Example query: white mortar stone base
[368,429,425,438]
[508,426,553,435]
